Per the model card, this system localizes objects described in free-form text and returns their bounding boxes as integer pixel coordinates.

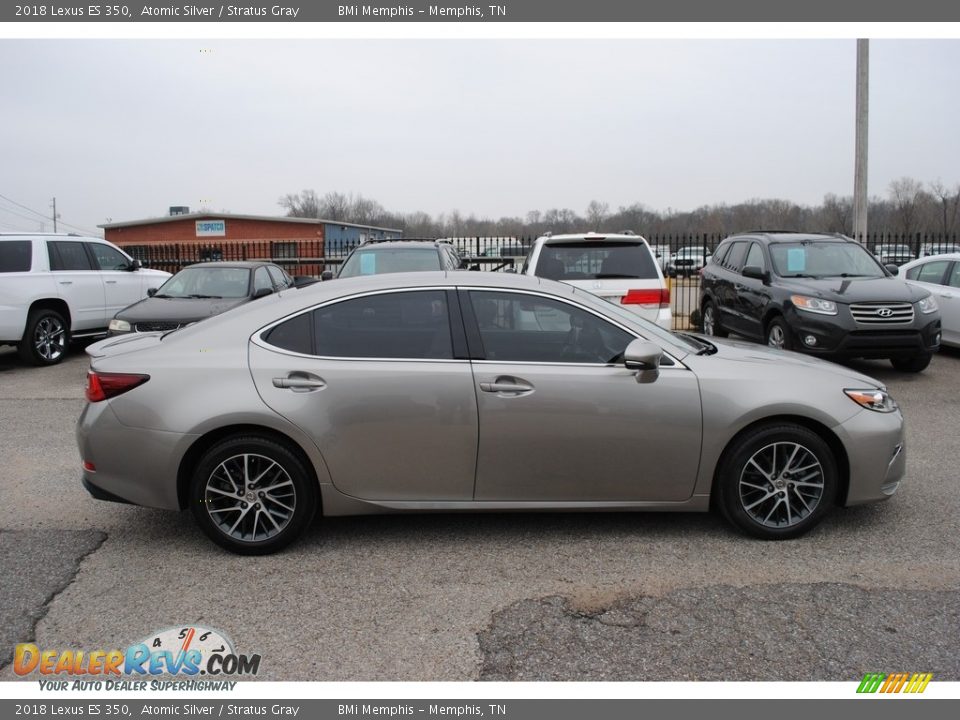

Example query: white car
[666,246,712,277]
[0,233,170,365]
[899,253,960,347]
[521,232,671,330]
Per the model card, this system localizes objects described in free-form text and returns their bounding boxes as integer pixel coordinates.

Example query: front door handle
[939,292,954,299]
[273,374,326,392]
[479,377,534,396]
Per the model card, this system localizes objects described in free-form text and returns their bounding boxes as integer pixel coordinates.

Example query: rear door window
[48,241,93,271]
[907,260,950,284]
[534,242,658,281]
[0,241,31,272]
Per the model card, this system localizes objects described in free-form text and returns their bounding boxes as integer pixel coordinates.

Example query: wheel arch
[710,414,850,507]
[28,298,72,329]
[176,424,321,511]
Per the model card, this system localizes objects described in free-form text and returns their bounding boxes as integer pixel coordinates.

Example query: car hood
[778,276,928,303]
[115,296,250,323]
[698,335,884,387]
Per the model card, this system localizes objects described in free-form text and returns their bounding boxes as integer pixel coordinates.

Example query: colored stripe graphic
[857,672,932,694]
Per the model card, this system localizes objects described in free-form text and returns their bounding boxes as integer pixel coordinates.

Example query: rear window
[338,248,441,278]
[0,241,31,272]
[534,242,658,281]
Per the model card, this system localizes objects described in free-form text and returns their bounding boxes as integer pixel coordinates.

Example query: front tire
[890,353,932,373]
[189,435,317,555]
[715,423,837,540]
[19,309,69,366]
[766,316,793,351]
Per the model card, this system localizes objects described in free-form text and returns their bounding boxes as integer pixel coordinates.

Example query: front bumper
[835,407,906,505]
[784,307,940,359]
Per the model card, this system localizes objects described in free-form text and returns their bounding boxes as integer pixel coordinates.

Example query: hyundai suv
[699,232,940,372]
[0,234,169,365]
[522,232,671,330]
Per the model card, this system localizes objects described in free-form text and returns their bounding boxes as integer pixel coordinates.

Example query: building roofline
[98,212,402,234]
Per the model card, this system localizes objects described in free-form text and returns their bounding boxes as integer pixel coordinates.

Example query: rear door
[464,288,702,502]
[249,288,479,501]
[47,240,106,330]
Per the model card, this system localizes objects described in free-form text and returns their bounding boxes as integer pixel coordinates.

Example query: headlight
[844,388,899,413]
[108,318,131,333]
[791,295,838,315]
[918,295,939,314]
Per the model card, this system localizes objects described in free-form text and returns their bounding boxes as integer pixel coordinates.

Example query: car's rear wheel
[716,423,837,540]
[890,353,932,373]
[766,317,793,351]
[19,309,69,366]
[701,300,728,338]
[189,435,317,555]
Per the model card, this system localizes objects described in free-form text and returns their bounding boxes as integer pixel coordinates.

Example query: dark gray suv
[699,232,941,372]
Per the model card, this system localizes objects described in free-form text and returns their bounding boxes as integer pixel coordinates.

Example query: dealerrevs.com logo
[857,673,933,694]
[14,626,261,680]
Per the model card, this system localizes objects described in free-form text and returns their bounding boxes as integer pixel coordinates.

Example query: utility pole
[51,197,58,233]
[853,39,869,243]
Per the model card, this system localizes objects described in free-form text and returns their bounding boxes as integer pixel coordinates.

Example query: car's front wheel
[19,308,69,366]
[701,300,728,338]
[716,423,837,540]
[189,435,318,554]
[890,353,932,373]
[766,317,793,351]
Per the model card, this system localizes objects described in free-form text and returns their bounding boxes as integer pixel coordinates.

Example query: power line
[0,193,100,236]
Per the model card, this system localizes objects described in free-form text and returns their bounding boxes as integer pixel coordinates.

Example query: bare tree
[585,200,610,230]
[821,194,852,235]
[278,189,320,218]
[929,180,960,236]
[888,177,927,238]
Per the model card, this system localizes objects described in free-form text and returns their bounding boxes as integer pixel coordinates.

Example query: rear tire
[890,353,932,373]
[701,300,728,338]
[716,423,837,540]
[18,309,69,366]
[189,435,317,555]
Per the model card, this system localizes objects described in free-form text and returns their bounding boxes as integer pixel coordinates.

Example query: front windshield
[770,241,886,279]
[156,266,251,298]
[339,248,441,277]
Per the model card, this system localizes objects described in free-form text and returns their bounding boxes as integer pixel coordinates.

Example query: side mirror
[147,288,158,297]
[623,339,663,383]
[742,265,769,283]
[253,287,273,299]
[321,270,334,281]
[469,264,481,271]
[128,259,142,271]
[884,264,899,275]
[503,267,516,274]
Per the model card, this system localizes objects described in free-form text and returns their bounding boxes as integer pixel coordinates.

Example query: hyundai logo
[877,307,894,317]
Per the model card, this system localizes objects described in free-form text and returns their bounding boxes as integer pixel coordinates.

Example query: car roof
[353,240,446,249]
[725,232,852,244]
[536,232,649,244]
[903,252,960,268]
[181,261,272,270]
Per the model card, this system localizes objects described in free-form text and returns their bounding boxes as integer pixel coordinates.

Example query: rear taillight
[86,371,149,402]
[622,288,670,308]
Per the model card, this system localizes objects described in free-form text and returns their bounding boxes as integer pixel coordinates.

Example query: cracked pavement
[1,345,958,681]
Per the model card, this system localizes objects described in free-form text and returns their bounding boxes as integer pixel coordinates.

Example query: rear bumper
[76,400,197,510]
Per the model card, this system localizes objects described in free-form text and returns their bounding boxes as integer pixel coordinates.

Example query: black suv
[326,239,467,280]
[699,232,941,372]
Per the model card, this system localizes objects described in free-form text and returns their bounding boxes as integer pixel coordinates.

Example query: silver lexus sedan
[77,272,906,554]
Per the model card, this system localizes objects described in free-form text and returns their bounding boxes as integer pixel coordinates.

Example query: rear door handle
[940,292,954,299]
[105,280,117,284]
[59,281,72,285]
[272,375,326,392]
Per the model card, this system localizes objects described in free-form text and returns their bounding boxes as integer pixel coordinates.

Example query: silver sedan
[77,271,906,554]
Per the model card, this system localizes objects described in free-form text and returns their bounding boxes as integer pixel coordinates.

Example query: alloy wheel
[767,325,786,349]
[34,316,66,361]
[738,441,824,529]
[204,453,297,542]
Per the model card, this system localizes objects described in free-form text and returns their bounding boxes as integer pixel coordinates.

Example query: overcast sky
[1,39,959,235]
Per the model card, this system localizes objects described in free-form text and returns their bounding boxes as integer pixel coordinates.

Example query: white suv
[521,232,672,330]
[0,234,170,365]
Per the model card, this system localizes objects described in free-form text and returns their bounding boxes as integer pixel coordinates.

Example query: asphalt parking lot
[1,342,958,681]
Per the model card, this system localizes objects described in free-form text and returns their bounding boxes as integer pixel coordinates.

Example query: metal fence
[118,232,959,332]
